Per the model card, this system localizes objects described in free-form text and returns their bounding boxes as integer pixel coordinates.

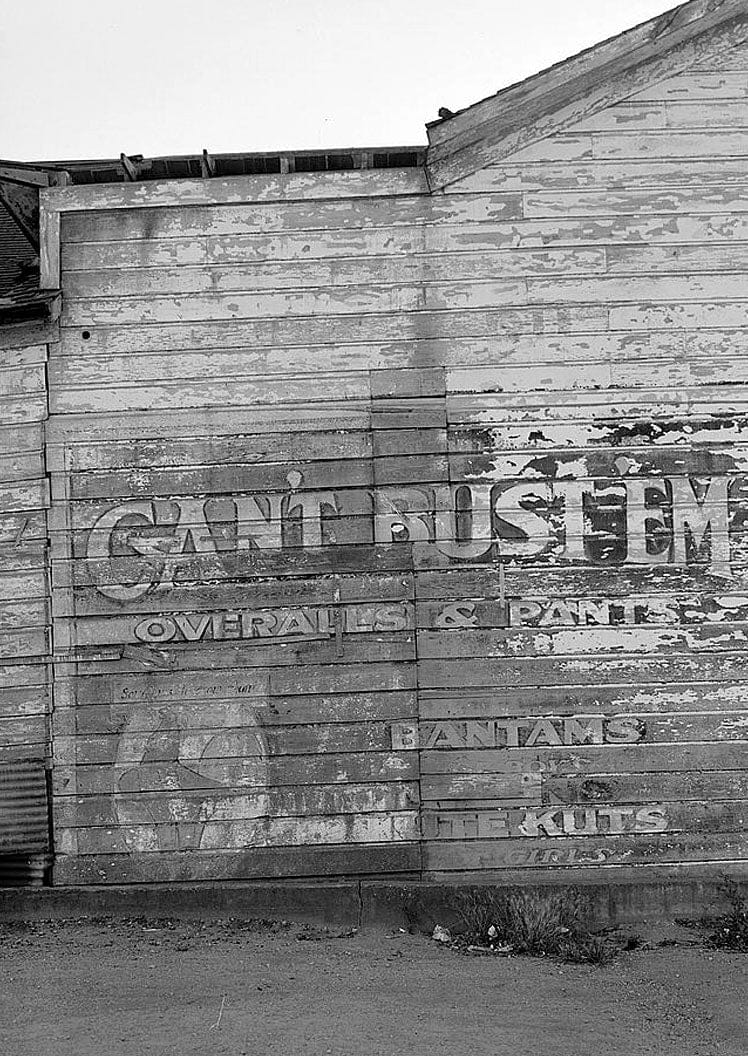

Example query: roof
[5,146,426,187]
[2,1,743,195]
[0,196,57,326]
[0,202,35,297]
[0,0,746,316]
[426,0,748,188]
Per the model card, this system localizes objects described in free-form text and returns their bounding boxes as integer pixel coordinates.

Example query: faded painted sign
[84,470,734,600]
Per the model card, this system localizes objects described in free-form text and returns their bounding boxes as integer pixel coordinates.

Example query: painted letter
[87,501,158,601]
[494,484,550,558]
[375,488,432,545]
[670,477,731,577]
[625,479,670,566]
[433,483,493,560]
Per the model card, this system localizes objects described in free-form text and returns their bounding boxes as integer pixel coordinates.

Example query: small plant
[558,932,615,966]
[448,886,616,965]
[450,887,505,944]
[709,881,748,952]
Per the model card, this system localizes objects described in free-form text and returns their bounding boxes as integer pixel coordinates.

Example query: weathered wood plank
[632,72,748,101]
[53,750,419,794]
[422,769,748,804]
[417,564,748,600]
[419,682,748,718]
[0,451,45,483]
[418,626,748,660]
[571,100,748,133]
[446,384,748,423]
[423,832,748,873]
[451,158,748,193]
[422,801,745,840]
[444,413,748,453]
[56,303,607,360]
[419,653,748,690]
[610,301,748,330]
[0,714,47,747]
[0,686,50,717]
[58,192,521,242]
[404,711,748,748]
[0,364,47,397]
[527,274,748,303]
[61,543,418,588]
[62,236,208,271]
[64,456,378,499]
[0,629,48,661]
[61,277,529,328]
[0,344,47,370]
[418,593,748,633]
[0,479,49,513]
[47,405,372,446]
[45,169,429,212]
[420,743,746,775]
[62,248,607,299]
[58,352,686,396]
[54,782,420,826]
[61,572,412,618]
[692,43,748,72]
[0,394,48,426]
[55,660,413,709]
[58,810,419,854]
[0,423,44,458]
[61,429,374,469]
[592,129,748,159]
[53,635,415,672]
[50,374,372,413]
[52,842,421,884]
[607,242,748,273]
[64,600,413,648]
[56,691,416,730]
[62,222,568,272]
[50,336,682,390]
[524,187,748,219]
[53,718,399,761]
[0,569,48,602]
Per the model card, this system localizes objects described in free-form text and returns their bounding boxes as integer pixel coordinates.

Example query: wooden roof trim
[0,165,68,251]
[40,167,429,213]
[426,0,748,190]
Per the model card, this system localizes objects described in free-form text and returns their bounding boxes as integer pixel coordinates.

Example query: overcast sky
[4,0,680,162]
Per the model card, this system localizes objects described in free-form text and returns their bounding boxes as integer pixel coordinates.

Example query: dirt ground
[0,916,745,1056]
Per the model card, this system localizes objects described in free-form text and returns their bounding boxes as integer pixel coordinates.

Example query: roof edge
[425,0,748,190]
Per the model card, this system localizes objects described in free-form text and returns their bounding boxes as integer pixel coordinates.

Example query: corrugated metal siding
[0,758,49,886]
[0,758,49,852]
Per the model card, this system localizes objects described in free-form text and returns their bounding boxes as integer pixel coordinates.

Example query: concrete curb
[1,870,746,928]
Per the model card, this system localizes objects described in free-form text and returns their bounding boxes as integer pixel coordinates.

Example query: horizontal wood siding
[46,38,748,884]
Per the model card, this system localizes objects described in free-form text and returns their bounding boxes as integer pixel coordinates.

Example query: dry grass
[448,886,617,965]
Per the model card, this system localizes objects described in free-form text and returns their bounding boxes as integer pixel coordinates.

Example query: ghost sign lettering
[85,471,733,600]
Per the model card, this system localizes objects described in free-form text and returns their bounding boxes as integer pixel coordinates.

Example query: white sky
[4,0,680,162]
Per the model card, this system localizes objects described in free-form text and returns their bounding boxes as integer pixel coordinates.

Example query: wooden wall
[0,318,52,874]
[44,41,748,883]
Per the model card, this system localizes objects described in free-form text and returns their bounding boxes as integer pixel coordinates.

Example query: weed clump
[448,886,616,965]
[708,881,748,952]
